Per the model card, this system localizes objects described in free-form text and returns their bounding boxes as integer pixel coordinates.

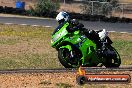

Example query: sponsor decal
[76,66,131,85]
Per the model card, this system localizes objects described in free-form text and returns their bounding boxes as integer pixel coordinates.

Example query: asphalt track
[0,16,132,33]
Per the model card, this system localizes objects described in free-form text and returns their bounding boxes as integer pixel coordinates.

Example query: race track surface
[0,16,131,33]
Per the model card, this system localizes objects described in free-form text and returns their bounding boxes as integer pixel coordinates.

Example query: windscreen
[52,22,67,35]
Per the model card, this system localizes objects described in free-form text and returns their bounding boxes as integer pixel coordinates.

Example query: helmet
[56,11,69,24]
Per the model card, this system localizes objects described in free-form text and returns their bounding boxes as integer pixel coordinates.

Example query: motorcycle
[51,21,121,68]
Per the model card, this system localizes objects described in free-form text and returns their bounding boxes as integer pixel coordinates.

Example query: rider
[56,11,107,49]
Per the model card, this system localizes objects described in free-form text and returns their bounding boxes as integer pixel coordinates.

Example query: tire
[76,76,87,85]
[58,48,80,68]
[104,46,121,68]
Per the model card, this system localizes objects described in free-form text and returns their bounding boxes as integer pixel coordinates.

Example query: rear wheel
[104,46,121,68]
[58,48,81,68]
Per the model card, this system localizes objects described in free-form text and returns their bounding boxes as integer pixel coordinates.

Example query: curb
[2,22,132,34]
[3,22,52,28]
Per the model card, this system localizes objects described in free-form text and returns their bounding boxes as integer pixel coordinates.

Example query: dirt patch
[109,32,132,41]
[58,3,82,13]
[0,71,132,88]
[119,0,132,3]
[0,72,76,88]
[123,14,132,19]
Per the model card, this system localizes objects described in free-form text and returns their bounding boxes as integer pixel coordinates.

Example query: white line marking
[4,23,14,25]
[108,31,116,33]
[31,25,40,27]
[43,26,52,27]
[120,32,129,34]
[20,24,28,26]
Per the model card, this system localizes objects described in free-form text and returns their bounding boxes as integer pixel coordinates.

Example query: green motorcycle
[51,21,121,68]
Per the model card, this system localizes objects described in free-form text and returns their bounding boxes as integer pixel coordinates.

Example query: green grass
[0,24,131,69]
[112,40,132,65]
[109,32,132,65]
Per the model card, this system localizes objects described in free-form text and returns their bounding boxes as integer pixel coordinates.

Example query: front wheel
[58,48,81,68]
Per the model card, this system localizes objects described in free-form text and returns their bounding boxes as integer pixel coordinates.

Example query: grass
[0,24,131,69]
[109,32,132,65]
[56,82,73,88]
[39,80,52,85]
[0,24,63,69]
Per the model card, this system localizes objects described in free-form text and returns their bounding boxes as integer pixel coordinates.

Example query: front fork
[60,44,75,59]
[70,51,74,58]
[80,57,85,66]
[60,45,72,51]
